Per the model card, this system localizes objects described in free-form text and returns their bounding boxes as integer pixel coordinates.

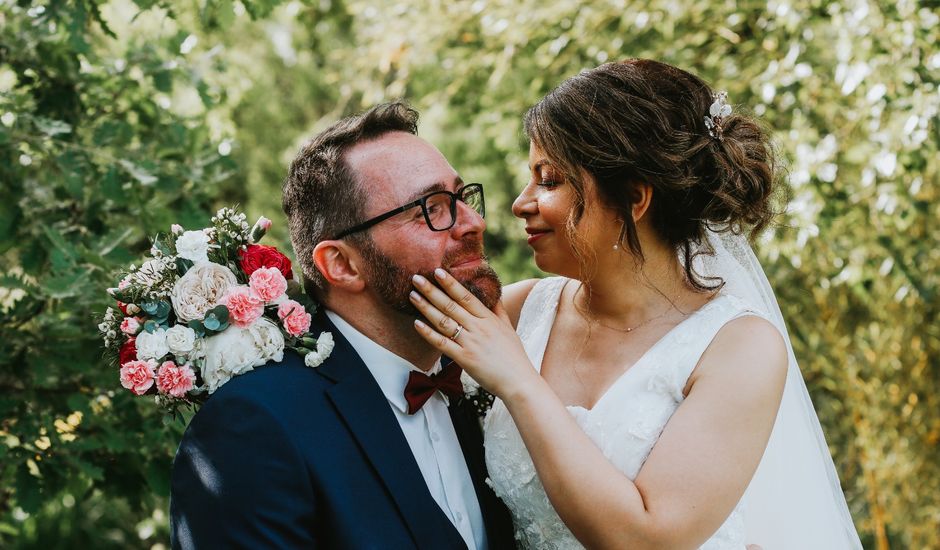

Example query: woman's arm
[411,270,787,549]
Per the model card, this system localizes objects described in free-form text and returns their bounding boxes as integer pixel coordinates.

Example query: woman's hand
[410,268,539,399]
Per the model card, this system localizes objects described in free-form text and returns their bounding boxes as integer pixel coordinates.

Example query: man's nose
[450,200,486,238]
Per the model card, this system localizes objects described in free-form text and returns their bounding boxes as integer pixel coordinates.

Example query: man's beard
[358,238,502,317]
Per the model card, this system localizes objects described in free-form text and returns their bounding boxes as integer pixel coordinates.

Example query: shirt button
[456,512,464,522]
[431,432,440,442]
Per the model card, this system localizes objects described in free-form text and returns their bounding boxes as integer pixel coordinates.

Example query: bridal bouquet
[97,207,333,413]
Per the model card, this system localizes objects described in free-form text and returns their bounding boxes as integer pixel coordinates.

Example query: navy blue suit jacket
[170,313,514,549]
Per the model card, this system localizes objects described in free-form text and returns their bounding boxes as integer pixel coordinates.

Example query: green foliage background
[1,0,936,548]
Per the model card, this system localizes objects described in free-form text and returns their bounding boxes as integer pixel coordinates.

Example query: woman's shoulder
[695,311,788,397]
[500,276,572,327]
[501,278,541,329]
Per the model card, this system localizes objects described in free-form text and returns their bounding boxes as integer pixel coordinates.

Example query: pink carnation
[277,300,311,336]
[156,361,196,398]
[120,359,156,396]
[120,316,141,335]
[249,266,288,303]
[221,286,264,328]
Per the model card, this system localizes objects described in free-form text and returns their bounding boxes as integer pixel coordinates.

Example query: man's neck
[327,304,441,372]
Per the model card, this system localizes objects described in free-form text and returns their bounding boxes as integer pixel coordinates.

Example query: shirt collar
[326,310,444,413]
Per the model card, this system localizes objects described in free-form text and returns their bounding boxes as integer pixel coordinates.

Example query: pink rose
[120,359,156,395]
[249,266,288,303]
[156,361,196,398]
[277,300,311,336]
[120,316,141,335]
[221,286,264,328]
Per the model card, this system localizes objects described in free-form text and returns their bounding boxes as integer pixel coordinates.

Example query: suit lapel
[315,314,467,550]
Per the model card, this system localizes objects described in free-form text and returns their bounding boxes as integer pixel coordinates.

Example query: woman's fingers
[434,268,492,318]
[411,272,478,325]
[414,318,463,357]
[409,290,462,339]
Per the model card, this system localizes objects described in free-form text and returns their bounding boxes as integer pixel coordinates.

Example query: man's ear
[631,182,654,223]
[312,240,366,293]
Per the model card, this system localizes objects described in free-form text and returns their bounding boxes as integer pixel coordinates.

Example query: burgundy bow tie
[404,362,464,415]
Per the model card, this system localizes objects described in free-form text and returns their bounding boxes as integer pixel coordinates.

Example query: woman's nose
[512,183,537,218]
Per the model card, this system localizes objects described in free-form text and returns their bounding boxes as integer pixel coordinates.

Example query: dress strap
[515,277,568,373]
[649,294,770,402]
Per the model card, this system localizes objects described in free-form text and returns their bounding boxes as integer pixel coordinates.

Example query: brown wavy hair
[524,59,785,290]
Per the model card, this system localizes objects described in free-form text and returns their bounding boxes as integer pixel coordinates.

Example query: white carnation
[250,318,285,365]
[304,332,334,368]
[460,370,480,395]
[170,262,238,322]
[165,324,197,356]
[201,325,264,393]
[136,328,169,361]
[175,230,211,264]
[200,318,283,394]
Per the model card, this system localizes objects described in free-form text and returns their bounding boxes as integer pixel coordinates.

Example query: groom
[169,102,514,549]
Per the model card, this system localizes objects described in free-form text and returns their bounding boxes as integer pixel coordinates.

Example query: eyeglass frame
[333,183,485,239]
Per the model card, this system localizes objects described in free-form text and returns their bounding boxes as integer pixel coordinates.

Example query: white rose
[249,318,284,365]
[136,328,169,361]
[201,325,264,393]
[170,262,238,322]
[165,324,197,356]
[175,230,211,264]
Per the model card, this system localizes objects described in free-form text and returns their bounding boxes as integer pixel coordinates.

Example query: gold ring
[450,324,463,341]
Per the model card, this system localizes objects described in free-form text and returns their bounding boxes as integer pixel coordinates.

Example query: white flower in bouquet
[304,332,335,368]
[136,327,170,361]
[200,318,283,394]
[201,325,264,393]
[170,262,238,322]
[175,230,212,264]
[250,317,285,364]
[165,324,197,356]
[130,257,172,287]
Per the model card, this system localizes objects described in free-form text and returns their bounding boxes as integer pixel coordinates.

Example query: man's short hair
[282,101,419,296]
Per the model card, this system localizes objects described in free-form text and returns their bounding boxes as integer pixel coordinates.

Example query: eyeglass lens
[425,186,484,231]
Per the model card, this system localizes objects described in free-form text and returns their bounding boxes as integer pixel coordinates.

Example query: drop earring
[613,221,626,251]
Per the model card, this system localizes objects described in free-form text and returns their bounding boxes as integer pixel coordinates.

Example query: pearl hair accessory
[704,91,732,140]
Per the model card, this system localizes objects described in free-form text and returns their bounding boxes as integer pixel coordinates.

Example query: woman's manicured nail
[412,274,427,285]
[434,268,447,279]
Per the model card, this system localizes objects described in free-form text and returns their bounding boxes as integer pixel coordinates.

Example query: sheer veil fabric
[695,231,862,549]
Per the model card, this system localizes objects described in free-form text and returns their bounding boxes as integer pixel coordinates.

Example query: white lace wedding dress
[483,276,762,549]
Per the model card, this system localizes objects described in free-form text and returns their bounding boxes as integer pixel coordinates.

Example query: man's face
[344,132,501,315]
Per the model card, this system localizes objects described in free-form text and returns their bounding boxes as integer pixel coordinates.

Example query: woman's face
[512,142,619,278]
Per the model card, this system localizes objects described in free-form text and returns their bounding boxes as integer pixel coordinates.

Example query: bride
[410,59,862,549]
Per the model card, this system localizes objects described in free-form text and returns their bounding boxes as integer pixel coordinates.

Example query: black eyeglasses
[334,183,485,239]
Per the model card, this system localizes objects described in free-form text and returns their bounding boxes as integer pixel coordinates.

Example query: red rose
[238,245,293,280]
[119,337,138,365]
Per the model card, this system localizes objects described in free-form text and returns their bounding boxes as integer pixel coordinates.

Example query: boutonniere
[460,370,495,420]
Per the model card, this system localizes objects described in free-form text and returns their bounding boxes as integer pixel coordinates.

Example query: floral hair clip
[704,91,732,140]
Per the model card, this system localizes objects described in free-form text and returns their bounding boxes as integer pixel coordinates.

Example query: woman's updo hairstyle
[523,59,784,290]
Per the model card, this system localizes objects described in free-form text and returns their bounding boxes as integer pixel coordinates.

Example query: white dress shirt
[326,311,487,550]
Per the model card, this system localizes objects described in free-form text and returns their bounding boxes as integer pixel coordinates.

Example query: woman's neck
[576,240,700,325]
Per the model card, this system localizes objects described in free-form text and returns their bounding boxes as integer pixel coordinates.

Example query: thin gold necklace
[590,302,681,333]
